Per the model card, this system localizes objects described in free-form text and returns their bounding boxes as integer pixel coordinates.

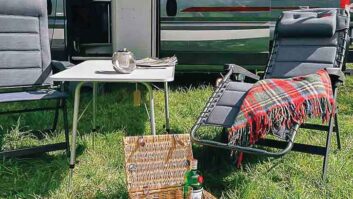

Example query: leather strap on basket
[143,186,150,196]
[127,136,145,163]
[165,135,185,163]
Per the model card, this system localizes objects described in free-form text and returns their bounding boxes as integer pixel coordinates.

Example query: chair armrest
[51,60,74,74]
[325,68,345,85]
[190,122,299,157]
[224,64,260,81]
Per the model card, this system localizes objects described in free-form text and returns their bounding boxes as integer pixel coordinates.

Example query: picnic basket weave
[123,134,216,199]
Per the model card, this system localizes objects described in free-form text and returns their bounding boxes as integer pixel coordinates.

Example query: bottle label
[190,189,203,199]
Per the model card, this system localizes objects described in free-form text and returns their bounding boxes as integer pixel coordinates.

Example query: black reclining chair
[0,0,71,157]
[191,8,350,179]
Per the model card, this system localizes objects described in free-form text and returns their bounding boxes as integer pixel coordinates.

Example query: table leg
[69,81,84,190]
[141,83,156,135]
[92,82,98,148]
[164,82,171,133]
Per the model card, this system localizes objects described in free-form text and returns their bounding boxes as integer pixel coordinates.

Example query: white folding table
[50,60,175,186]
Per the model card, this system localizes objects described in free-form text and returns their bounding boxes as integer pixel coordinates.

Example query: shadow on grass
[189,127,284,197]
[0,141,87,197]
[0,100,88,197]
[0,153,69,197]
[194,145,282,197]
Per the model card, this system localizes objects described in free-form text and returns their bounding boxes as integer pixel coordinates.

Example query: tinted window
[49,0,64,17]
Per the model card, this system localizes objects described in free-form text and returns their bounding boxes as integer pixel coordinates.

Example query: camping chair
[0,0,71,157]
[190,8,350,179]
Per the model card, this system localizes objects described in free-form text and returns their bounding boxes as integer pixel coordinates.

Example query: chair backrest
[0,0,52,88]
[265,8,350,79]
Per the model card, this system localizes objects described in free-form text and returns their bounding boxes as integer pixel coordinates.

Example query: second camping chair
[190,8,350,179]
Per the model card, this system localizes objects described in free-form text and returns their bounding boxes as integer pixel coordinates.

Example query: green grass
[0,69,352,198]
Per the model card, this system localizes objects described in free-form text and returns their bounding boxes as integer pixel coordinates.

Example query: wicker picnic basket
[123,134,216,199]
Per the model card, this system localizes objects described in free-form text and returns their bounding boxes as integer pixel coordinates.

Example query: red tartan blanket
[229,69,335,151]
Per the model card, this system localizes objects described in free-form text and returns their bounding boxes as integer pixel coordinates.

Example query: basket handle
[165,135,185,163]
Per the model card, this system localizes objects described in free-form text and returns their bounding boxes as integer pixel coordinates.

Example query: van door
[160,0,271,72]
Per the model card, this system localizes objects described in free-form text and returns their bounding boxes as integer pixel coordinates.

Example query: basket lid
[123,134,193,193]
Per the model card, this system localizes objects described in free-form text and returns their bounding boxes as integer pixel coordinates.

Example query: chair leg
[322,115,335,180]
[334,112,341,150]
[221,128,228,142]
[62,99,70,155]
[51,99,60,132]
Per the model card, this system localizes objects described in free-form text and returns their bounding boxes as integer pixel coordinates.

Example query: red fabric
[229,70,335,166]
[341,0,350,8]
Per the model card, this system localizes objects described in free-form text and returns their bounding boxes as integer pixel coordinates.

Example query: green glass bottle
[183,159,204,199]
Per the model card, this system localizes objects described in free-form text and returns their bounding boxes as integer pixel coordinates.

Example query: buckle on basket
[128,164,137,172]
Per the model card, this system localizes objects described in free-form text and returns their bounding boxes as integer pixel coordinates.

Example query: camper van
[48,0,351,72]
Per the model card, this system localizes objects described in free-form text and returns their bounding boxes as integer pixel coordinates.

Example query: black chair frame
[0,83,70,158]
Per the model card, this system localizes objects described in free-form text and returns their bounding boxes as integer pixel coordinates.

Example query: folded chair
[0,0,71,157]
[191,8,350,179]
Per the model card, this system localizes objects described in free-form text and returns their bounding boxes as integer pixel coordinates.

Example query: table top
[50,60,175,82]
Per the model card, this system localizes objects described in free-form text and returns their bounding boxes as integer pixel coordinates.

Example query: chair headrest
[0,0,46,17]
[277,9,337,38]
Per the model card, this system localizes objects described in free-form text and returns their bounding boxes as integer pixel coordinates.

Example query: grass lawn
[0,69,352,198]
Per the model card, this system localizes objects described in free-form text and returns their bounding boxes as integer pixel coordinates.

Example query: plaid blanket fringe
[229,69,335,148]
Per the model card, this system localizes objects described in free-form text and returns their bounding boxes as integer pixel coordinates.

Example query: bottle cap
[191,159,198,170]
